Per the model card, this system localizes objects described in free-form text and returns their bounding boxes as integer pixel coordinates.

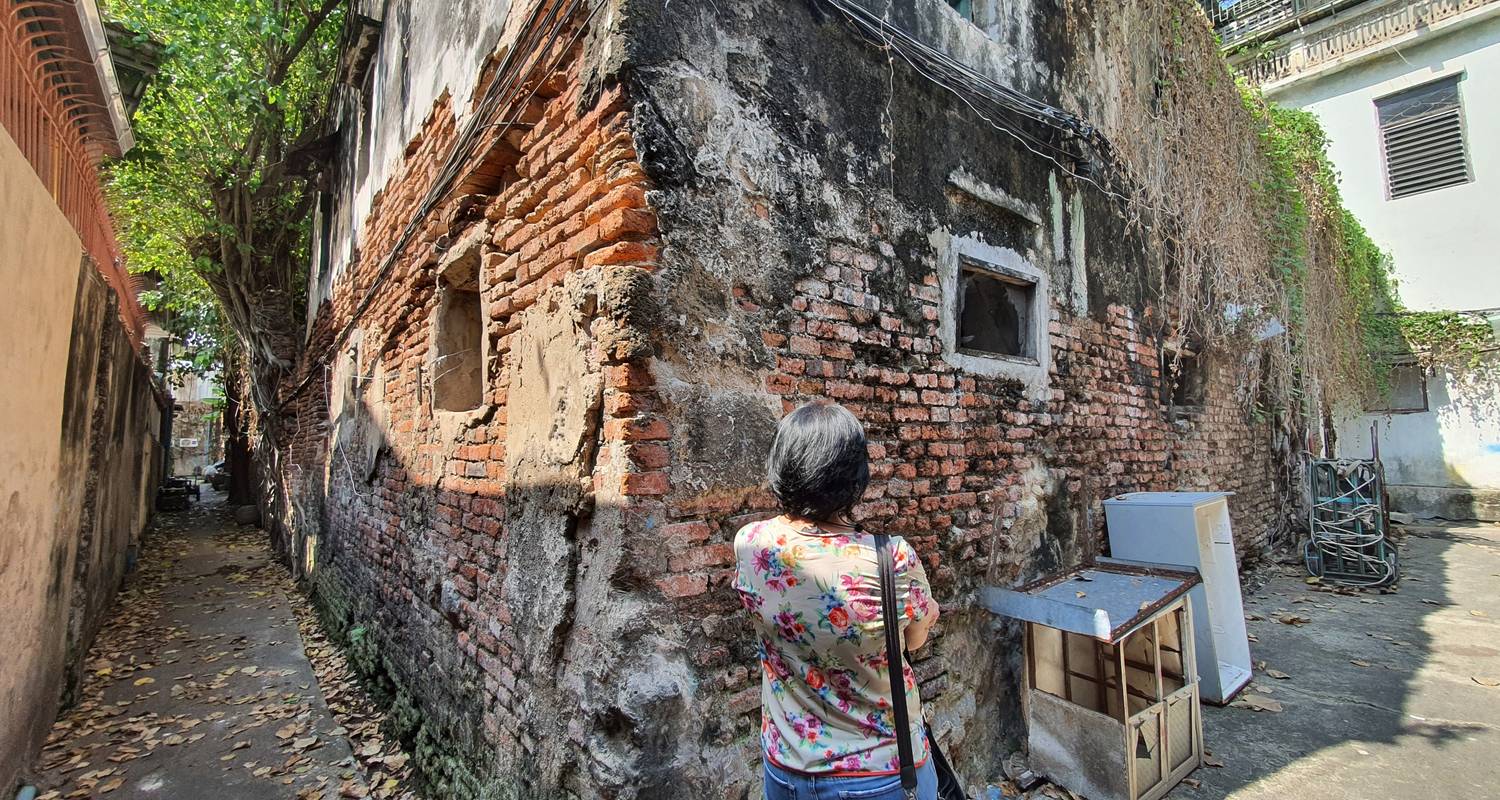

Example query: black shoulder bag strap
[875,533,919,798]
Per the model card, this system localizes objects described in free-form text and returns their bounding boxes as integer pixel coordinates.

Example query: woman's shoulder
[733,515,785,548]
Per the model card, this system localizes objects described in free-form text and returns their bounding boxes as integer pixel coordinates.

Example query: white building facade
[1220,0,1500,519]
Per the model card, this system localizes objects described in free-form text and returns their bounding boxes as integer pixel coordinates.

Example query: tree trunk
[223,355,257,505]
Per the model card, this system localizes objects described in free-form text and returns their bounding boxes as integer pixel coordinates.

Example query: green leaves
[1395,311,1496,370]
[1240,83,1403,400]
[106,0,343,402]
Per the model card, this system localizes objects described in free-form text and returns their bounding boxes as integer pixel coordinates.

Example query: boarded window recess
[1377,75,1471,199]
[432,237,485,413]
[1364,362,1428,414]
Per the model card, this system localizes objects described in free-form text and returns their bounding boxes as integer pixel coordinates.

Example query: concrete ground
[1178,521,1500,799]
[27,492,365,799]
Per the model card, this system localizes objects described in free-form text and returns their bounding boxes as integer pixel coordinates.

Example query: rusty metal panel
[981,562,1199,643]
[0,1,143,344]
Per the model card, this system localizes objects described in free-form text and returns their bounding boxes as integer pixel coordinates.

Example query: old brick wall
[617,0,1299,794]
[270,10,681,795]
[269,1,1304,798]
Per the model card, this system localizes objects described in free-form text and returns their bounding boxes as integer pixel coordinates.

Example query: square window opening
[1365,363,1428,414]
[432,245,485,413]
[958,262,1037,360]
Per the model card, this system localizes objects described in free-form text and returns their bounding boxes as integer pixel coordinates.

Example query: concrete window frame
[936,233,1051,400]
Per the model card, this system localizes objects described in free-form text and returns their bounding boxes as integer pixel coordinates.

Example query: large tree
[111,0,343,462]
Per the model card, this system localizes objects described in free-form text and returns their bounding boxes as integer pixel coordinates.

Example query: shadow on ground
[1174,521,1500,799]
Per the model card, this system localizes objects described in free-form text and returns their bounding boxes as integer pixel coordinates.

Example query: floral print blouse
[733,516,935,775]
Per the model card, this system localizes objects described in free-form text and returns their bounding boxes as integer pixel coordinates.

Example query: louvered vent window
[1377,76,1471,199]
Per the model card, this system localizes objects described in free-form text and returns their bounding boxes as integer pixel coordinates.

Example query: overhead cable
[815,0,1135,204]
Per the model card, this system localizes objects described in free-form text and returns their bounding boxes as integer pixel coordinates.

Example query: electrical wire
[276,0,602,413]
[815,0,1141,207]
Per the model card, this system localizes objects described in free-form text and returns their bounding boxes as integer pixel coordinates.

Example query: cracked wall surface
[269,1,1299,798]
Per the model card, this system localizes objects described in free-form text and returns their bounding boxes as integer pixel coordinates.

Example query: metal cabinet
[1104,492,1253,704]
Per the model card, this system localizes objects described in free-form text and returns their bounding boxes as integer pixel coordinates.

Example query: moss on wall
[307,571,553,799]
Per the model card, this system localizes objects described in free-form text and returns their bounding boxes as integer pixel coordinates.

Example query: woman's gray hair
[766,401,870,522]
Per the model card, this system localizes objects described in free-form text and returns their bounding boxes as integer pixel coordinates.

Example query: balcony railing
[1,1,143,344]
[1222,0,1500,84]
[1203,0,1369,46]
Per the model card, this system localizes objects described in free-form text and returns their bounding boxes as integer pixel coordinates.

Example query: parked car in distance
[205,460,228,491]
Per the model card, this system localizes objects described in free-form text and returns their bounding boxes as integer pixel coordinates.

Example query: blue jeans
[763,758,938,800]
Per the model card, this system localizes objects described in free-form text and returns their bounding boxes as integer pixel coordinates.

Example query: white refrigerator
[1103,492,1253,704]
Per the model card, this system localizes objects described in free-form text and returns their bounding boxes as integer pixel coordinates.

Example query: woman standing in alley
[734,400,941,800]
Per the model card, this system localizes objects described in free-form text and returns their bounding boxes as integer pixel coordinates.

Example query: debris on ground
[24,498,422,800]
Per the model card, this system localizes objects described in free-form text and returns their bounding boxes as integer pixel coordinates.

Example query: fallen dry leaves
[1231,693,1284,713]
[22,504,422,800]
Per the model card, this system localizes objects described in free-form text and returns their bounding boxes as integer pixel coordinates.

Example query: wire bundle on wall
[814,0,1133,203]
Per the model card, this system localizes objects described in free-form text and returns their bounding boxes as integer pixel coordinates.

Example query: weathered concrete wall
[0,128,166,791]
[620,0,1290,792]
[272,1,1298,797]
[0,125,90,791]
[1337,361,1500,520]
[171,399,223,476]
[61,272,167,701]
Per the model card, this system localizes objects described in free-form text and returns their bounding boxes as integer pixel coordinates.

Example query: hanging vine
[1060,0,1448,422]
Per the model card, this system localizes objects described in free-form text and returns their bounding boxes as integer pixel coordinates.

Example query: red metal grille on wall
[1,0,144,344]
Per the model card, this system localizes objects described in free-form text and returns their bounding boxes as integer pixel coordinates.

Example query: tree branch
[268,0,342,87]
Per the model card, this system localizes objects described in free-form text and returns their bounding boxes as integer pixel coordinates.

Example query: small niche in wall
[1161,341,1206,412]
[432,235,485,413]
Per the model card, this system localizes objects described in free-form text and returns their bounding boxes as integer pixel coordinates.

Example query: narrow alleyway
[27,493,415,800]
[1183,521,1500,799]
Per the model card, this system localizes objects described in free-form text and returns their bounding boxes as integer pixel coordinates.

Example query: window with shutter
[1376,76,1472,200]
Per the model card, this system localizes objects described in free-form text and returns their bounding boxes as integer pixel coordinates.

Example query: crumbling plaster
[313,0,515,298]
[272,0,1293,796]
[619,0,1273,789]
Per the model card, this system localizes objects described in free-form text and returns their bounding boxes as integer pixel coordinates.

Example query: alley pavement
[26,491,410,800]
[1181,521,1500,799]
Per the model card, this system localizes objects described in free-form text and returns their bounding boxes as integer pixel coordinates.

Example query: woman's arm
[904,598,939,650]
[897,538,939,651]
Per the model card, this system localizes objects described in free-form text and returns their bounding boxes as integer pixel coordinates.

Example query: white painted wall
[1269,9,1500,312]
[1336,366,1500,517]
[1267,7,1500,515]
[308,0,515,311]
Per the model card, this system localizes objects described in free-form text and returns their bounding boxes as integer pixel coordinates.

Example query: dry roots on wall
[1063,0,1394,422]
